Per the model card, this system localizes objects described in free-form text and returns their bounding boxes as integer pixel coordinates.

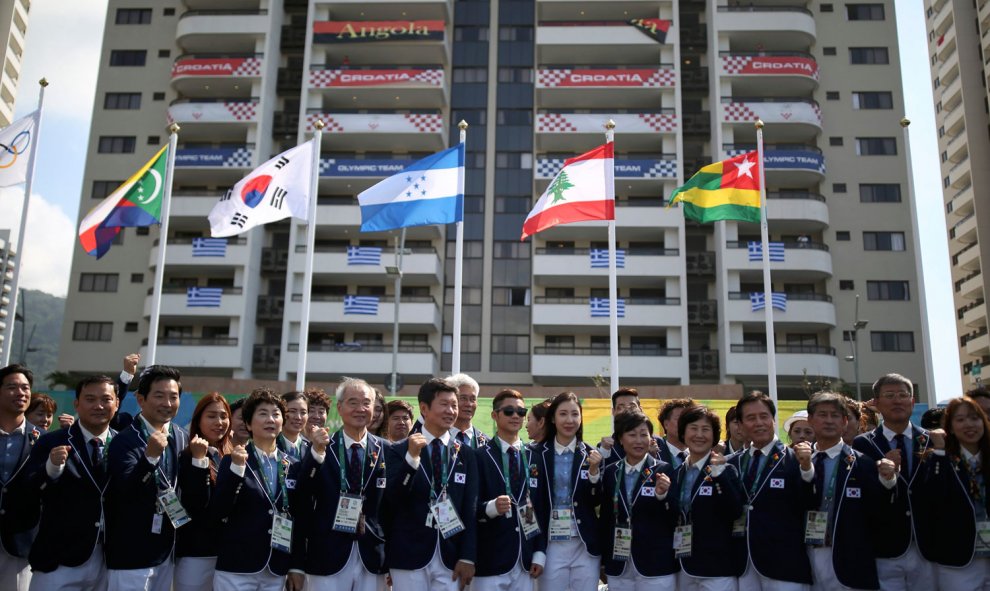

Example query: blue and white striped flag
[747,241,785,262]
[590,297,625,318]
[347,246,382,266]
[192,237,227,257]
[186,287,223,308]
[590,248,625,269]
[344,295,379,315]
[750,292,787,312]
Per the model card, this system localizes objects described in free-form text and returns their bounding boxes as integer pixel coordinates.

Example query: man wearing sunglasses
[473,389,544,591]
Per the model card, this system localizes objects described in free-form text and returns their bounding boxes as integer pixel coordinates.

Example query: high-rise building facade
[0,0,29,126]
[926,0,990,388]
[58,0,928,399]
[0,229,15,360]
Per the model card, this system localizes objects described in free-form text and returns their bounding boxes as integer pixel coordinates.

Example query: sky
[0,0,962,400]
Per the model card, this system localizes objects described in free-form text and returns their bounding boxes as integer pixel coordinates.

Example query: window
[109,50,147,66]
[98,136,136,153]
[846,4,885,20]
[850,47,889,64]
[821,4,834,11]
[859,183,901,203]
[855,137,897,155]
[124,322,139,333]
[842,330,856,342]
[104,92,141,110]
[852,91,893,109]
[147,136,160,145]
[136,227,150,236]
[497,68,534,83]
[829,137,844,146]
[871,331,914,352]
[116,8,152,24]
[498,27,533,42]
[839,280,855,290]
[833,183,847,193]
[495,152,533,169]
[867,280,910,300]
[826,91,840,100]
[79,273,119,292]
[452,68,487,83]
[73,322,113,342]
[836,231,851,241]
[823,47,837,56]
[152,92,165,101]
[158,49,171,58]
[163,8,175,16]
[863,231,906,251]
[454,27,490,41]
[131,273,144,283]
[92,180,123,199]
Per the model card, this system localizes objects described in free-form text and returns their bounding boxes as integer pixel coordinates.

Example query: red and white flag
[520,142,614,240]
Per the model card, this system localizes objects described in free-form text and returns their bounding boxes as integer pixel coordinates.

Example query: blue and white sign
[175,146,253,168]
[762,150,825,174]
[536,159,677,180]
[320,159,413,177]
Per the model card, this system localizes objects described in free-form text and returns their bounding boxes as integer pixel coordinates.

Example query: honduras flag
[357,144,464,232]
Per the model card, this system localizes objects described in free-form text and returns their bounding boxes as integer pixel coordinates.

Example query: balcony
[282,344,439,379]
[171,192,224,218]
[285,295,441,331]
[306,111,446,152]
[724,241,832,279]
[531,296,684,332]
[764,192,829,230]
[537,21,675,65]
[308,66,446,109]
[965,328,990,357]
[176,10,270,54]
[312,0,452,21]
[533,247,682,286]
[957,271,984,299]
[149,237,250,269]
[145,287,245,318]
[142,338,243,369]
[954,242,980,272]
[311,20,450,66]
[536,111,676,152]
[318,155,429,194]
[952,212,978,244]
[290,246,442,284]
[167,100,259,142]
[537,155,676,183]
[171,54,262,97]
[726,344,838,378]
[715,6,816,49]
[722,98,821,142]
[725,144,824,186]
[538,1,667,21]
[962,300,987,328]
[725,291,835,328]
[532,347,686,383]
[174,144,254,184]
[535,66,675,109]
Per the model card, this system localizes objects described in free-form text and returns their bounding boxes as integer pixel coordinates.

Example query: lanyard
[820,455,840,511]
[338,437,368,494]
[136,419,175,488]
[427,442,450,500]
[253,445,289,512]
[498,440,529,501]
[613,461,648,520]
[741,449,773,496]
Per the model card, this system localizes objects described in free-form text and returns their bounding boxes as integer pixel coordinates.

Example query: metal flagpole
[2,79,47,366]
[296,121,324,391]
[146,123,180,365]
[755,120,779,411]
[452,121,467,375]
[390,228,406,393]
[605,120,619,394]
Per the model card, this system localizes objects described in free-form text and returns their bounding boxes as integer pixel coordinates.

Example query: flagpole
[146,123,180,365]
[296,121,324,391]
[605,120,619,395]
[755,120,779,412]
[390,227,406,394]
[452,121,467,375]
[1,79,46,366]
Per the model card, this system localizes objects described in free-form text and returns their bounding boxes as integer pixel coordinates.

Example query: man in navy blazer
[105,365,189,591]
[110,353,140,431]
[448,373,489,449]
[851,373,936,590]
[288,378,389,591]
[598,387,648,467]
[27,375,120,590]
[0,364,41,591]
[657,398,695,470]
[385,377,478,590]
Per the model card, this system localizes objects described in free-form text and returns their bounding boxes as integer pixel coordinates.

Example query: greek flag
[590,297,625,318]
[344,295,379,315]
[590,248,625,269]
[192,237,227,257]
[186,287,223,308]
[747,241,785,262]
[750,292,787,312]
[347,246,382,266]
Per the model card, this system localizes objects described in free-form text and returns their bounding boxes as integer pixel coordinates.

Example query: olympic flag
[0,111,39,187]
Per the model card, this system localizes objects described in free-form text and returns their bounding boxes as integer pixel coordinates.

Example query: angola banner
[629,18,672,43]
[313,20,445,43]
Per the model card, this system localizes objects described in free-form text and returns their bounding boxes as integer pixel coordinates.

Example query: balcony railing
[533,296,681,305]
[289,294,436,304]
[287,343,436,353]
[716,5,813,16]
[144,337,239,346]
[535,247,679,256]
[730,344,835,355]
[728,291,832,302]
[534,347,682,357]
[726,240,829,252]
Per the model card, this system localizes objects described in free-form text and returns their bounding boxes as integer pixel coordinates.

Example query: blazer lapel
[363,436,382,492]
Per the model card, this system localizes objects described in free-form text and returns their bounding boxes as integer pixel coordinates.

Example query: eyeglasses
[878,392,913,401]
[497,407,528,417]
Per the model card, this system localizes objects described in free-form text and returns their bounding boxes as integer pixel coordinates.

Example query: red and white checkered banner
[537,113,677,133]
[537,68,675,88]
[722,101,821,125]
[720,55,819,80]
[167,101,259,124]
[309,68,444,88]
[303,113,445,133]
[171,57,262,78]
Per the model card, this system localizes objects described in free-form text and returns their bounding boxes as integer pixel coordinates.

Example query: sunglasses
[497,407,528,417]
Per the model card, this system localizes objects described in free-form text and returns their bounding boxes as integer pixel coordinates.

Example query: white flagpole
[146,123,180,365]
[390,227,406,393]
[452,121,467,375]
[755,120,778,411]
[605,120,619,395]
[296,121,324,391]
[2,79,47,366]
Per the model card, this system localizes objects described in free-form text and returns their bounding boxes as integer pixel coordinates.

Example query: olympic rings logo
[0,130,31,169]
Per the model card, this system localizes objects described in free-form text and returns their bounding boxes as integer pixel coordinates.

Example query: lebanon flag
[520,142,614,240]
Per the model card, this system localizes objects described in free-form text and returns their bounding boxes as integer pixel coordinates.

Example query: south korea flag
[209,140,316,237]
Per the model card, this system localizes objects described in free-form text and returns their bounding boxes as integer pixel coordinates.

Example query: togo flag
[668,151,761,224]
[0,111,39,188]
[78,145,168,258]
[209,140,314,237]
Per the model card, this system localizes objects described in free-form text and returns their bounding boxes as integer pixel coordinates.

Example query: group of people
[0,358,987,591]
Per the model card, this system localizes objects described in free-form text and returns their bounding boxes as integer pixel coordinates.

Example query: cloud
[0,189,74,297]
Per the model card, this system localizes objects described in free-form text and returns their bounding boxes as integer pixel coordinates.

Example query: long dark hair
[543,391,583,445]
[190,392,233,456]
[943,396,990,479]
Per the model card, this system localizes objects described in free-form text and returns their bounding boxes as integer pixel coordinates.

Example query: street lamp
[848,294,869,401]
[387,228,407,395]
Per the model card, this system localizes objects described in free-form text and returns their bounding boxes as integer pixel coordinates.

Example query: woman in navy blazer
[919,396,990,589]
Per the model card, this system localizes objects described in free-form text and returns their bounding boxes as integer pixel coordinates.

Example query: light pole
[387,228,406,395]
[847,294,869,401]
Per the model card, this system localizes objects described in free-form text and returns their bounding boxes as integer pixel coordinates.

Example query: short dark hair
[808,391,849,417]
[736,390,776,419]
[229,397,246,414]
[659,398,696,424]
[967,386,990,401]
[242,387,286,431]
[872,373,913,398]
[921,407,945,430]
[611,387,640,409]
[844,398,862,423]
[385,399,414,420]
[418,377,457,407]
[531,398,552,421]
[678,405,722,446]
[305,388,332,411]
[27,392,56,416]
[0,364,33,388]
[614,410,653,439]
[493,388,524,410]
[74,375,117,400]
[136,365,182,397]
[281,391,308,407]
[725,405,738,424]
[544,391,584,443]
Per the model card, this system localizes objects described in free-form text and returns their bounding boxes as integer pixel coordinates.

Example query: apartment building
[0,229,15,361]
[0,0,29,126]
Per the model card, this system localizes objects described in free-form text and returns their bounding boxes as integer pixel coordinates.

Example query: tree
[549,170,574,204]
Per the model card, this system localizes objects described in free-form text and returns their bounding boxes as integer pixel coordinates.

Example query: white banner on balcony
[722,102,821,125]
[171,57,262,78]
[304,112,444,133]
[720,56,819,80]
[537,113,677,133]
[536,68,675,88]
[309,68,444,88]
[167,102,259,124]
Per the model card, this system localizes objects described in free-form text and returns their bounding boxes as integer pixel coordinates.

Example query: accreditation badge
[674,524,693,558]
[804,510,828,545]
[157,488,191,529]
[612,525,632,560]
[332,493,364,534]
[549,508,575,541]
[732,506,748,537]
[519,496,541,540]
[271,513,293,553]
[433,496,466,539]
[977,520,990,557]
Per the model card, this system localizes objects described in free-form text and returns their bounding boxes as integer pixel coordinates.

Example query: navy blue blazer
[475,438,542,576]
[600,455,677,577]
[383,435,479,570]
[290,432,389,576]
[918,451,989,568]
[176,448,218,558]
[105,418,189,569]
[530,440,601,557]
[673,457,747,578]
[0,421,40,559]
[212,443,298,575]
[27,423,114,572]
[852,424,933,560]
[109,375,134,432]
[276,433,311,462]
[727,440,816,585]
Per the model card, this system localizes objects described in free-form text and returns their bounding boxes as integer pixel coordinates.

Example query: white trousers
[539,538,599,591]
[107,559,174,591]
[808,546,874,591]
[937,558,990,590]
[28,544,106,591]
[738,557,809,591]
[306,542,382,591]
[390,545,459,591]
[607,561,675,591]
[472,558,534,591]
[213,569,284,591]
[0,547,30,591]
[680,573,738,591]
[173,556,216,591]
[875,542,936,591]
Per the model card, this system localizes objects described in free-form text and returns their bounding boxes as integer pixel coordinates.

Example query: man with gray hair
[447,373,488,448]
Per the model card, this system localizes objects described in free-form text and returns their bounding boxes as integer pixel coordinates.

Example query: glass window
[852,91,893,109]
[867,281,910,300]
[79,273,119,292]
[104,92,141,110]
[116,8,152,24]
[871,331,914,352]
[855,137,897,155]
[849,47,889,64]
[846,4,884,20]
[92,180,123,199]
[863,231,906,251]
[73,322,113,342]
[859,184,901,202]
[109,50,147,66]
[98,136,136,153]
